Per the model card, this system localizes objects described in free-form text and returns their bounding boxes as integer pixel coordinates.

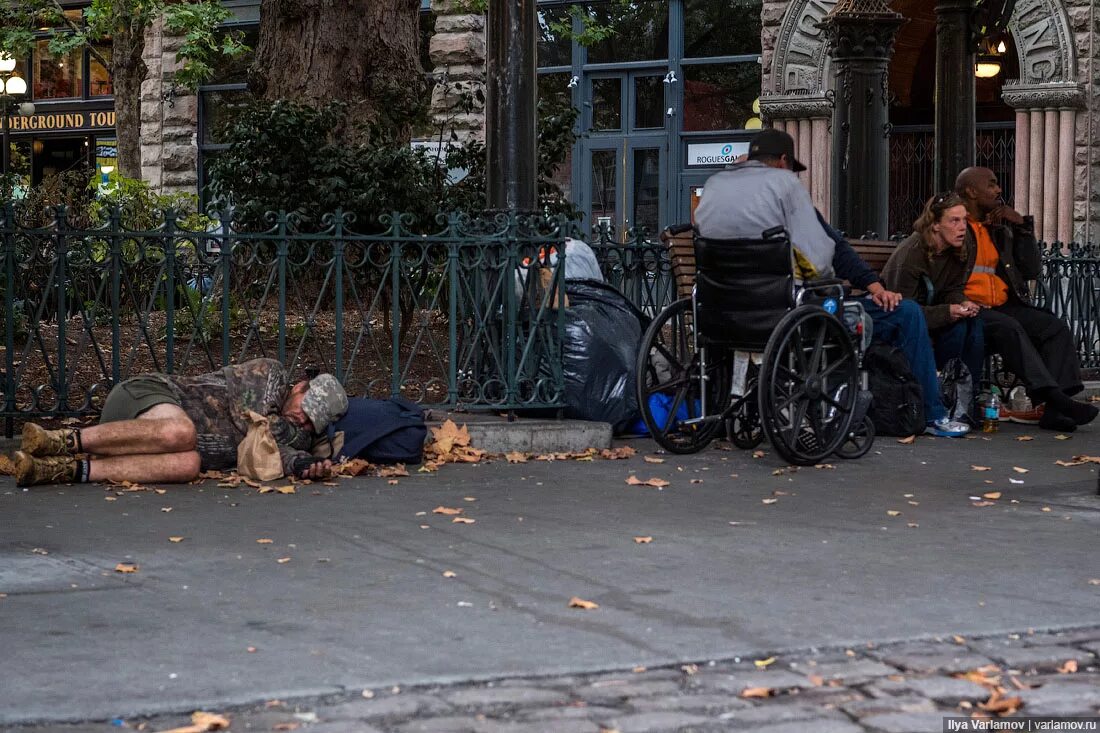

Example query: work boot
[21,422,77,457]
[14,451,78,487]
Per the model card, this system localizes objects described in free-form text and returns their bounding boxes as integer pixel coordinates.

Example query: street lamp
[0,53,35,183]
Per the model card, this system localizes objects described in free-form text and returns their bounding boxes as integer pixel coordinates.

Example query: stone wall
[760,0,790,94]
[428,0,486,144]
[139,18,199,196]
[1068,0,1099,242]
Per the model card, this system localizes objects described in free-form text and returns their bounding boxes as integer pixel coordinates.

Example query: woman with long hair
[882,192,984,411]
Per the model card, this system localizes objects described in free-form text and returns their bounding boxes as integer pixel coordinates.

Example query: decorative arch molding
[766,0,1078,102]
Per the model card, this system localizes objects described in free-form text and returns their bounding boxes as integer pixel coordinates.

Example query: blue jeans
[861,298,946,423]
[931,318,984,394]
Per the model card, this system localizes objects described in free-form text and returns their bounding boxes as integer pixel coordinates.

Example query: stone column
[1002,81,1084,245]
[820,1,904,239]
[934,0,976,193]
[138,18,199,196]
[761,95,834,219]
[429,1,487,145]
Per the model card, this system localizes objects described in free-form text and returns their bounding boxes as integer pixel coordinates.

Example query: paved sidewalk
[1,422,1098,729]
[7,626,1099,732]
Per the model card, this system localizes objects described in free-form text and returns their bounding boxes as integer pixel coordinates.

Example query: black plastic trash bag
[560,279,648,433]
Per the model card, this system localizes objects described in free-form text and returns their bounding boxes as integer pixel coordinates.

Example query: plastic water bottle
[982,392,1001,433]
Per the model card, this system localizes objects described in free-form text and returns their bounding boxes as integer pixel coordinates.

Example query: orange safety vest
[964,220,1008,307]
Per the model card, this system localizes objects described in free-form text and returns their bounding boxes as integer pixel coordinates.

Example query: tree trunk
[251,0,423,144]
[111,23,147,179]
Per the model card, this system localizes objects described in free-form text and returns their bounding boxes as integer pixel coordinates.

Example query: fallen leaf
[643,456,665,464]
[897,435,916,444]
[814,463,835,470]
[971,465,991,472]
[972,501,996,507]
[1012,466,1029,474]
[633,536,653,544]
[1057,659,1078,674]
[161,507,173,513]
[886,510,901,517]
[504,451,528,463]
[625,475,669,488]
[807,674,825,686]
[276,557,291,564]
[0,454,17,475]
[273,723,299,732]
[1055,459,1085,467]
[982,492,1002,500]
[247,646,257,653]
[379,464,409,477]
[907,522,919,528]
[1041,506,1052,512]
[632,666,647,673]
[600,446,636,460]
[168,537,184,543]
[1054,434,1071,440]
[256,538,273,544]
[452,517,475,524]
[754,656,776,668]
[430,419,471,455]
[104,496,117,502]
[1073,455,1100,464]
[907,501,920,506]
[433,506,463,515]
[442,570,456,578]
[1015,435,1034,441]
[155,488,167,495]
[334,458,373,476]
[903,493,914,498]
[568,596,598,610]
[463,497,476,502]
[752,450,766,458]
[771,468,785,476]
[978,690,1022,715]
[761,498,778,505]
[681,663,699,675]
[952,635,966,644]
[157,711,231,733]
[115,563,138,574]
[388,479,399,485]
[740,687,773,699]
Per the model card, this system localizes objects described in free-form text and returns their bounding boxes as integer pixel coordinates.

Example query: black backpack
[864,343,926,437]
[333,396,428,465]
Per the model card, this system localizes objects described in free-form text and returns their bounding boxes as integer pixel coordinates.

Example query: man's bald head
[955,167,993,196]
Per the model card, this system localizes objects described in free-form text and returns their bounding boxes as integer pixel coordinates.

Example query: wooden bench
[663,231,899,301]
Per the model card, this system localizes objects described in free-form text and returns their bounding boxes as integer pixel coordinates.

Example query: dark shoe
[14,451,78,486]
[1059,400,1099,426]
[21,423,76,457]
[1038,409,1077,433]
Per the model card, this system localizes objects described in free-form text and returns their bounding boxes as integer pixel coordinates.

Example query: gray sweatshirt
[693,161,835,281]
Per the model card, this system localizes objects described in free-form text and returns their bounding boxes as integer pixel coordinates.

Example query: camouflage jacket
[152,358,313,474]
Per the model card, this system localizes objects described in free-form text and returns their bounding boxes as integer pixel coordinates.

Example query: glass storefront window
[632,147,660,236]
[590,149,618,234]
[89,44,112,96]
[33,40,83,99]
[683,62,760,132]
[538,73,574,202]
[634,75,663,129]
[207,26,258,85]
[201,89,252,145]
[584,2,668,65]
[537,6,572,68]
[591,77,621,131]
[683,0,762,59]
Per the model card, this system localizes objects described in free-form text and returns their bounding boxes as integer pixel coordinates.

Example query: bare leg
[82,403,197,456]
[87,450,202,484]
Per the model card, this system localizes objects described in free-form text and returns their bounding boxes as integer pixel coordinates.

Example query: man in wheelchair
[636,129,966,463]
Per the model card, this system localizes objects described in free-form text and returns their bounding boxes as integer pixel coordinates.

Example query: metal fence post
[108,206,122,385]
[55,205,69,413]
[220,210,232,366]
[277,211,287,365]
[448,214,459,406]
[163,209,177,374]
[2,201,15,437]
[333,209,345,383]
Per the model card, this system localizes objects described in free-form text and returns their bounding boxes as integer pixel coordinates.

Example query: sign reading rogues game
[687,142,750,167]
[7,111,115,133]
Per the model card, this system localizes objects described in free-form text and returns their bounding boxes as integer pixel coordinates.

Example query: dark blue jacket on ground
[817,210,881,291]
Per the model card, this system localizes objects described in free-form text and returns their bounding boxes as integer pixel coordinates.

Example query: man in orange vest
[956,167,1096,432]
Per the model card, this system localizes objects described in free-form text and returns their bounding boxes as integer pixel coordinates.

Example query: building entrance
[579,71,669,240]
[32,136,92,183]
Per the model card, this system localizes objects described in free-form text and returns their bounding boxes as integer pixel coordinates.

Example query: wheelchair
[636,226,876,465]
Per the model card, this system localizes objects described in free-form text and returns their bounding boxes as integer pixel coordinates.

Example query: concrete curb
[428,414,613,454]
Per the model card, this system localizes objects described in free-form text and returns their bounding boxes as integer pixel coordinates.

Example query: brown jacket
[880,233,969,330]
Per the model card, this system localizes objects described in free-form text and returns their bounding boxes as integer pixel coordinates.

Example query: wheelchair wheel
[758,306,859,466]
[728,386,764,450]
[834,415,875,460]
[636,298,731,454]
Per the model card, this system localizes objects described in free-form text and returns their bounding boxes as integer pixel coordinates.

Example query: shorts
[100,376,181,423]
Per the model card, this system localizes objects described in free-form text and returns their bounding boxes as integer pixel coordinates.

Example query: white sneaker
[925,417,970,438]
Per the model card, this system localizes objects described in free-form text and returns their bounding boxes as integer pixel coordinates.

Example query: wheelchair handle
[664,222,693,236]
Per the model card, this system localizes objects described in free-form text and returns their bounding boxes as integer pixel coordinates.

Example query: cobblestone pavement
[10,626,1099,733]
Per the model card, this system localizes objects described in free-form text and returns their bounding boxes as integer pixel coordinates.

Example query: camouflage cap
[301,374,348,432]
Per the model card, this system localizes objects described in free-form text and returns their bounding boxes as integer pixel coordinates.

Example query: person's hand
[949,303,978,320]
[986,205,1025,226]
[960,300,981,316]
[300,459,333,480]
[867,283,902,312]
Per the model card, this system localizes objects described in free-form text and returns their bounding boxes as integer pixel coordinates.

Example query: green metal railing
[1,206,576,432]
[1,204,1096,433]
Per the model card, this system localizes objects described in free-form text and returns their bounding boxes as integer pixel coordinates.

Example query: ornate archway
[760,0,1085,240]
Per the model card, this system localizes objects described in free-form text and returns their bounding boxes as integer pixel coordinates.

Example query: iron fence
[0,205,577,431]
[1,205,1096,432]
[888,125,1015,237]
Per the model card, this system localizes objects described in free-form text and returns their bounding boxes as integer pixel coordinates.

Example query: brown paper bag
[237,410,283,481]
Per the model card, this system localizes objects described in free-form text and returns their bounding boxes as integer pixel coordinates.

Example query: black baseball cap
[748,128,807,172]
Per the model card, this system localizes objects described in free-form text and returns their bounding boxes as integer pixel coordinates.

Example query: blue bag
[333,396,427,465]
